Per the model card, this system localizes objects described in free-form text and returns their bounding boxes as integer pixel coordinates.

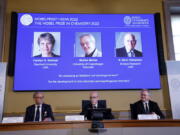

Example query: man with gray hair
[79,33,102,57]
[24,92,54,122]
[130,89,165,119]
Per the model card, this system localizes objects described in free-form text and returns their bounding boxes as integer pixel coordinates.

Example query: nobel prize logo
[124,16,132,25]
[20,14,33,26]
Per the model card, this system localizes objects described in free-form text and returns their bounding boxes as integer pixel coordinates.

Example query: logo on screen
[124,16,131,25]
[20,14,33,26]
[171,78,180,90]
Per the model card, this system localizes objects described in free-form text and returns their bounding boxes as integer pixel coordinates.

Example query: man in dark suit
[24,92,54,122]
[116,33,142,57]
[131,89,165,120]
[80,91,113,120]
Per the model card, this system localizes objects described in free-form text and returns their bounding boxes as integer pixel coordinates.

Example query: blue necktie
[130,51,135,57]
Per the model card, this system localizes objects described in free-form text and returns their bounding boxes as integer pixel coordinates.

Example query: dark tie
[35,106,40,121]
[145,103,149,114]
[93,105,96,109]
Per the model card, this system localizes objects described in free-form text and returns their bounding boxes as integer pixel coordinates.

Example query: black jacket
[80,100,106,116]
[116,47,142,57]
[24,103,54,122]
[80,100,114,120]
[131,100,165,119]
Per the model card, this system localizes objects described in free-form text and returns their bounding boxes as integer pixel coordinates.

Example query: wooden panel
[1,120,180,131]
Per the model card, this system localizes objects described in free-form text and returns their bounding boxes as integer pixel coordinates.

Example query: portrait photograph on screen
[32,32,61,57]
[115,32,143,57]
[75,32,102,57]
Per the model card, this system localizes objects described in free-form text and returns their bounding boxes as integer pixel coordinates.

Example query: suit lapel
[123,47,128,57]
[41,104,45,120]
[31,105,35,121]
[148,101,152,112]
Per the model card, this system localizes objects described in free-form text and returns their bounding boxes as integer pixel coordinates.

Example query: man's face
[141,91,150,102]
[39,38,53,56]
[80,36,95,55]
[90,92,99,105]
[34,93,44,105]
[124,34,136,51]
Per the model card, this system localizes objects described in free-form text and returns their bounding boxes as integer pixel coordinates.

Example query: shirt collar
[125,46,134,53]
[85,49,96,57]
[143,101,149,104]
[35,104,42,108]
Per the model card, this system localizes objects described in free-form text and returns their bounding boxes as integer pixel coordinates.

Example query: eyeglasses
[90,96,98,99]
[34,96,44,99]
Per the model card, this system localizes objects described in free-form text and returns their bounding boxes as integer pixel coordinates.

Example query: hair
[141,89,151,96]
[80,33,96,43]
[37,32,55,46]
[124,33,136,40]
[90,91,99,97]
[33,92,44,98]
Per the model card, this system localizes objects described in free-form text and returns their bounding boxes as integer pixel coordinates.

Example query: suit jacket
[24,103,54,122]
[116,47,142,57]
[34,53,60,57]
[80,100,107,120]
[131,100,165,120]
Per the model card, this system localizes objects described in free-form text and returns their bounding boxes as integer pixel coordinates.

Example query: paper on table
[138,114,158,120]
[65,115,84,121]
[2,117,24,123]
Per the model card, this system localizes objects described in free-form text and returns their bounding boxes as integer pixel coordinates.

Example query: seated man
[24,92,54,122]
[80,91,114,120]
[131,89,165,119]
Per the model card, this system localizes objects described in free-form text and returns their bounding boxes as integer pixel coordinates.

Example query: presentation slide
[13,13,161,91]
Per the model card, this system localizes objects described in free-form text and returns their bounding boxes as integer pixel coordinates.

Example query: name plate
[65,115,84,121]
[2,117,24,123]
[138,114,158,120]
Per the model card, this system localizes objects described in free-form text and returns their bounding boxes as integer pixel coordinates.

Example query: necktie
[35,106,40,121]
[145,103,149,114]
[93,105,96,109]
[130,51,135,57]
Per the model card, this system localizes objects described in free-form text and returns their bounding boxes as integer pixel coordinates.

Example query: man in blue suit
[131,89,165,119]
[24,92,54,122]
[116,33,142,57]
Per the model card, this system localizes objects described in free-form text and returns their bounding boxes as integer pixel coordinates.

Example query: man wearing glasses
[24,92,54,122]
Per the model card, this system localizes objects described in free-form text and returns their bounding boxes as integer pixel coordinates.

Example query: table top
[1,119,180,131]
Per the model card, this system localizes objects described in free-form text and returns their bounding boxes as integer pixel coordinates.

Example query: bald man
[116,33,142,57]
[80,91,114,120]
[131,89,165,119]
[80,34,102,57]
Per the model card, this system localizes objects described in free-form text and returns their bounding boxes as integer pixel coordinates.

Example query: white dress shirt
[92,103,98,109]
[125,47,135,57]
[34,104,42,122]
[143,101,149,112]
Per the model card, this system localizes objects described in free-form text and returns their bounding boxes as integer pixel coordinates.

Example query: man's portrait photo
[75,32,102,57]
[115,32,143,57]
[32,32,61,57]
